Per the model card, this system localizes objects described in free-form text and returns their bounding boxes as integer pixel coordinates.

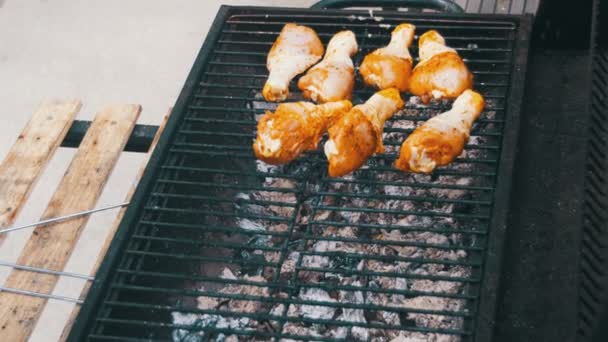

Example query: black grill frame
[69,6,532,342]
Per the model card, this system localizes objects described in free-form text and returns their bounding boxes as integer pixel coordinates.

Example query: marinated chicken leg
[324,88,404,177]
[359,23,415,91]
[298,30,358,103]
[263,24,324,102]
[395,90,484,173]
[409,30,473,103]
[253,100,352,165]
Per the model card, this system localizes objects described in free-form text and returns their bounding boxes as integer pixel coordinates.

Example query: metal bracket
[61,120,159,153]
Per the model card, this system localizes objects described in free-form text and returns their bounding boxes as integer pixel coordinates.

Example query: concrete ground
[0,0,536,341]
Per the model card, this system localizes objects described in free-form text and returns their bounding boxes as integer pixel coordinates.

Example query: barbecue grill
[64,1,606,341]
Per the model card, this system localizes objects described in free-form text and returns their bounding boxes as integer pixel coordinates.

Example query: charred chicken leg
[263,23,324,102]
[359,23,415,91]
[298,30,358,103]
[324,88,404,177]
[409,30,473,103]
[253,100,352,165]
[395,90,484,173]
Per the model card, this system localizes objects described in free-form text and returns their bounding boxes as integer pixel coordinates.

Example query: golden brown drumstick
[298,30,358,103]
[395,90,484,173]
[324,88,404,177]
[263,23,325,102]
[253,100,352,165]
[409,30,473,103]
[359,23,415,91]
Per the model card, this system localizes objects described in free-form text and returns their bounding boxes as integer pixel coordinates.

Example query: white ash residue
[171,101,491,340]
[172,269,272,341]
[390,333,462,342]
[297,288,337,320]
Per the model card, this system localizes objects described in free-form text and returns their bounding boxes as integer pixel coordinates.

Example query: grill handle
[310,0,464,13]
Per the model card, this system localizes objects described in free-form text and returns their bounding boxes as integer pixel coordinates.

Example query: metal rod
[0,202,130,235]
[0,286,83,304]
[0,260,94,281]
[61,120,159,153]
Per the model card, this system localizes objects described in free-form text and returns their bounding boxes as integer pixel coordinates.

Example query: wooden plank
[0,104,141,342]
[0,100,81,246]
[59,110,171,341]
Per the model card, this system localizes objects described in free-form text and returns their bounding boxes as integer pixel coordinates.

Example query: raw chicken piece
[263,23,324,102]
[253,100,352,165]
[324,88,404,177]
[409,30,473,103]
[359,23,415,91]
[298,30,358,103]
[395,90,484,173]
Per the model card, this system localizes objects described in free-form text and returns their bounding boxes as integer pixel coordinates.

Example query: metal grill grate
[70,6,531,342]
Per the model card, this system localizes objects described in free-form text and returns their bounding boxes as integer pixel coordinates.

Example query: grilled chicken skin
[298,30,358,103]
[324,88,404,177]
[263,24,324,102]
[359,23,415,91]
[253,100,352,165]
[395,90,484,173]
[409,30,473,103]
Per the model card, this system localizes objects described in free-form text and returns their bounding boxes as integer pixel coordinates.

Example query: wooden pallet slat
[0,100,82,246]
[59,110,171,341]
[0,104,141,341]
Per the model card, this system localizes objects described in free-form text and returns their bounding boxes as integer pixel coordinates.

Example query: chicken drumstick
[263,23,324,102]
[298,30,358,103]
[324,88,404,177]
[359,23,416,92]
[253,100,352,165]
[395,90,484,173]
[409,30,473,103]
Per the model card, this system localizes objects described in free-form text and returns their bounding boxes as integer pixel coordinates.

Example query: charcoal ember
[281,322,323,341]
[331,281,369,341]
[301,254,330,270]
[427,177,473,200]
[311,196,337,221]
[171,311,255,342]
[297,288,337,320]
[270,303,285,317]
[390,332,461,342]
[401,295,465,329]
[320,226,358,239]
[257,178,297,200]
[238,191,295,218]
[280,251,300,277]
[338,207,363,223]
[264,251,281,265]
[197,293,221,310]
[296,198,314,225]
[171,312,211,342]
[255,160,280,174]
[219,275,269,313]
[268,223,289,234]
[236,218,266,232]
[224,335,239,342]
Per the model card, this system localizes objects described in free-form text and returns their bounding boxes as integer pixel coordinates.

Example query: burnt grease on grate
[76,7,530,342]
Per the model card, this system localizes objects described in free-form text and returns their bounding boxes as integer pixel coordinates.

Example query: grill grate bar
[95,316,470,339]
[221,29,512,41]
